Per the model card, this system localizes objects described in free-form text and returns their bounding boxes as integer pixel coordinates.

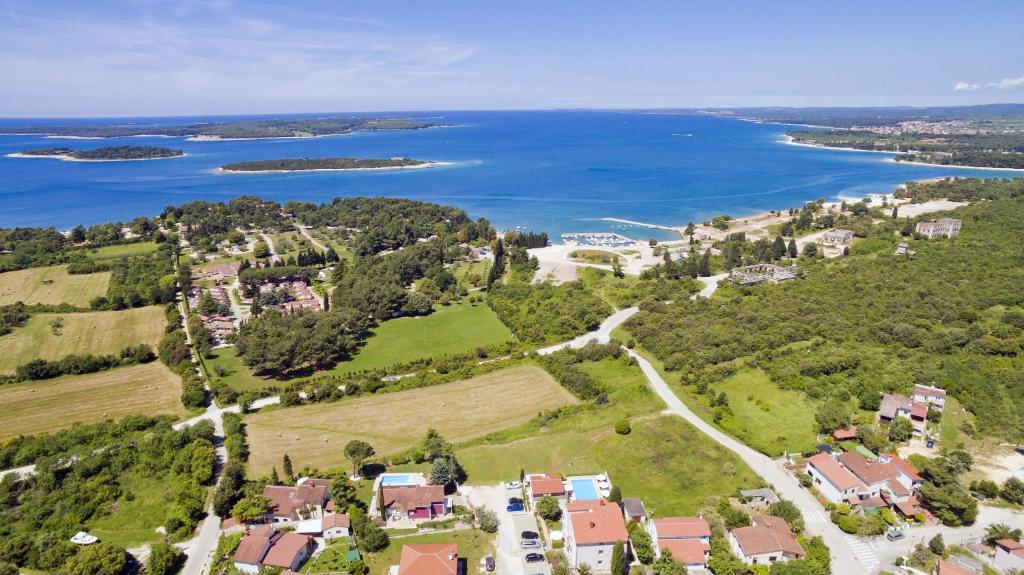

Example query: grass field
[88,474,176,548]
[245,365,577,474]
[0,265,110,306]
[84,241,159,261]
[304,530,494,575]
[0,306,166,373]
[449,259,490,290]
[713,368,820,455]
[569,249,621,265]
[0,362,186,440]
[206,346,277,392]
[331,301,514,373]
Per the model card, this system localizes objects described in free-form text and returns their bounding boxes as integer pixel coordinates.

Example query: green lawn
[87,474,177,548]
[331,300,514,374]
[84,241,159,261]
[206,346,277,392]
[449,259,490,290]
[359,530,495,575]
[713,367,820,456]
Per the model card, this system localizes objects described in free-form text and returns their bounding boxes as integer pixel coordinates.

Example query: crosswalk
[844,534,880,573]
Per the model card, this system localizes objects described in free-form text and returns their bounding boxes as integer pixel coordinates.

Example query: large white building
[915,218,961,239]
[563,499,630,573]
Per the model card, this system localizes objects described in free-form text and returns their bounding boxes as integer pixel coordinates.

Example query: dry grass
[0,362,185,440]
[0,306,166,373]
[245,365,578,474]
[0,265,111,306]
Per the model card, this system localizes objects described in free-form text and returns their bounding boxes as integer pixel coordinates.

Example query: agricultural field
[0,306,166,373]
[331,300,513,373]
[83,241,159,261]
[0,362,186,440]
[0,264,110,306]
[245,365,577,474]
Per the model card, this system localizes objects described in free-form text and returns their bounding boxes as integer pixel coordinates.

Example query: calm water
[1,111,1021,241]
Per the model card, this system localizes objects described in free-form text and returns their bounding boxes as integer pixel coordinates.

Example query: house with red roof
[233,526,315,574]
[526,472,567,503]
[262,481,330,522]
[878,393,928,435]
[396,543,462,575]
[995,539,1024,572]
[806,452,864,504]
[564,499,630,573]
[728,515,805,566]
[913,384,947,411]
[379,484,450,522]
[647,517,711,569]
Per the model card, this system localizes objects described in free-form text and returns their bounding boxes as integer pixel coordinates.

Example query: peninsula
[218,157,434,173]
[8,145,184,161]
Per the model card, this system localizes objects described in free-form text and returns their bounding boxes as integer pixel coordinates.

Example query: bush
[614,419,632,435]
[476,507,499,533]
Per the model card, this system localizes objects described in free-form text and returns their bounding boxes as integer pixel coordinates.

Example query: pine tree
[282,454,294,482]
[270,466,281,486]
[699,249,711,277]
[250,298,262,317]
[772,235,787,259]
[787,239,798,258]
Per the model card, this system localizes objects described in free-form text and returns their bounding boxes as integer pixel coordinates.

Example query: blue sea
[2,110,1021,241]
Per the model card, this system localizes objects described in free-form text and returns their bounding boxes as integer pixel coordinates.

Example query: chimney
[589,521,596,529]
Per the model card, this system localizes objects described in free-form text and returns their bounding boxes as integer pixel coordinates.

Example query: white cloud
[953,81,979,92]
[985,75,1024,89]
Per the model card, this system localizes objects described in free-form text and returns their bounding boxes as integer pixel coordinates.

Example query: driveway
[463,484,550,575]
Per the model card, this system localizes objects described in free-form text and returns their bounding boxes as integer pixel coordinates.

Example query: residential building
[262,533,315,572]
[877,393,928,434]
[379,484,450,521]
[263,481,330,522]
[837,451,915,503]
[729,264,797,286]
[621,498,646,523]
[831,427,858,441]
[805,453,863,504]
[728,515,805,565]
[648,517,711,570]
[935,557,978,575]
[396,543,461,575]
[564,498,630,573]
[295,513,351,540]
[916,218,962,239]
[912,384,947,411]
[995,539,1024,572]
[527,473,567,502]
[233,526,314,574]
[740,488,780,508]
[822,228,855,245]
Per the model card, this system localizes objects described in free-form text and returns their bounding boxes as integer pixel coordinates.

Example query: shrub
[614,419,632,435]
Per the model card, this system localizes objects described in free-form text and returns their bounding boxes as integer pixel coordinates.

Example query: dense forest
[17,146,184,160]
[160,196,286,253]
[626,179,1024,442]
[221,157,429,172]
[488,279,612,345]
[0,117,432,139]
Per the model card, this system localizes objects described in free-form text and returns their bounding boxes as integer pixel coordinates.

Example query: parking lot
[463,483,551,575]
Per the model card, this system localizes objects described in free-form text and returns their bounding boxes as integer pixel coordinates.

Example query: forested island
[10,145,185,161]
[0,117,434,139]
[219,157,433,173]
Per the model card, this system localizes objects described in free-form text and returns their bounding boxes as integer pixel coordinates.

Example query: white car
[508,481,522,489]
[521,540,541,549]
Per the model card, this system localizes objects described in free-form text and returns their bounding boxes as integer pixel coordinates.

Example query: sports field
[0,265,111,306]
[0,362,186,440]
[245,365,577,474]
[0,306,166,373]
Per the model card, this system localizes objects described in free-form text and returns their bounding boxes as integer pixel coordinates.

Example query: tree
[418,429,452,462]
[282,453,294,482]
[699,248,711,277]
[249,298,262,317]
[888,417,914,443]
[357,520,389,552]
[608,485,622,503]
[984,523,1023,545]
[148,540,184,575]
[431,458,452,486]
[344,440,375,478]
[768,500,804,532]
[802,242,818,257]
[536,496,562,521]
[62,542,128,575]
[575,563,594,575]
[253,240,270,259]
[612,261,624,278]
[927,533,945,555]
[231,494,271,523]
[772,235,787,259]
[614,419,631,435]
[476,507,499,533]
[1001,477,1024,504]
[330,474,360,510]
[787,238,798,258]
[629,525,655,564]
[814,400,851,433]
[610,540,626,575]
[270,466,281,486]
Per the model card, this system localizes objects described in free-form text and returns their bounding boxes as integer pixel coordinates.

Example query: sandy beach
[215,161,448,174]
[5,152,186,162]
[186,132,353,142]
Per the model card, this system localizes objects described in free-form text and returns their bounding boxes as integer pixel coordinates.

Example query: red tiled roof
[883,454,923,482]
[262,532,312,569]
[996,539,1023,551]
[653,517,711,539]
[531,477,565,497]
[910,402,928,419]
[233,532,272,565]
[936,558,975,575]
[381,485,445,513]
[878,394,911,419]
[837,452,900,486]
[914,384,946,399]
[894,498,922,517]
[832,427,858,440]
[730,515,804,558]
[398,544,458,575]
[886,480,910,498]
[263,484,328,519]
[568,499,629,546]
[323,514,351,529]
[807,453,862,491]
[658,539,709,565]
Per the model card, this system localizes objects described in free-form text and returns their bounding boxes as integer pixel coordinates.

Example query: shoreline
[781,135,1024,171]
[5,152,186,162]
[215,161,449,174]
[186,132,354,142]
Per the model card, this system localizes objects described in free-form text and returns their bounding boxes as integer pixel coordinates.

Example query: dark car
[507,503,525,512]
[521,530,540,540]
[484,557,495,572]
[508,497,524,505]
[886,530,905,541]
[525,553,545,563]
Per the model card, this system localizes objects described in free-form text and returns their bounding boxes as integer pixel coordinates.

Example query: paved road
[258,232,280,263]
[537,306,639,355]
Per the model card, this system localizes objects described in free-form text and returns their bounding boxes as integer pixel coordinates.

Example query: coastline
[186,132,354,142]
[5,152,186,162]
[215,161,449,174]
[781,135,1024,172]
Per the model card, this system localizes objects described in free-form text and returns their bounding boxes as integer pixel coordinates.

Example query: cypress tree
[610,540,626,575]
[699,249,712,277]
[282,454,294,481]
[787,239,798,258]
[772,235,787,259]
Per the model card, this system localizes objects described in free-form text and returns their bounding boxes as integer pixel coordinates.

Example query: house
[729,264,797,286]
[837,452,915,503]
[916,218,961,239]
[894,243,916,257]
[648,517,711,570]
[740,488,780,508]
[527,473,567,502]
[995,539,1024,572]
[912,384,947,411]
[728,514,805,565]
[233,526,315,574]
[396,543,461,575]
[877,393,927,434]
[621,498,646,523]
[805,453,863,504]
[263,481,330,522]
[564,499,630,573]
[822,228,855,245]
[379,485,450,521]
[935,557,978,575]
[295,513,351,540]
[831,427,858,441]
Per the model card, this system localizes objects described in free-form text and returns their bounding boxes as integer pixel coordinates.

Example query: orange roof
[658,539,709,565]
[233,532,272,565]
[832,427,858,440]
[531,477,565,497]
[262,532,312,568]
[807,453,862,491]
[398,544,459,575]
[838,452,901,486]
[263,484,328,519]
[731,515,804,558]
[568,499,629,546]
[653,517,711,539]
[381,485,445,513]
[936,558,975,575]
[883,454,923,482]
[323,514,351,529]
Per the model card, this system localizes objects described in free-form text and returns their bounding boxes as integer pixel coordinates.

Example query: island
[8,145,185,161]
[0,117,435,140]
[218,157,435,173]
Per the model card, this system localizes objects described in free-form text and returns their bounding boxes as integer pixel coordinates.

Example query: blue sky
[1,0,1023,117]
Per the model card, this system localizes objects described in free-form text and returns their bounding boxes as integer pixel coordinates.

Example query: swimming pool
[380,474,415,486]
[571,479,599,500]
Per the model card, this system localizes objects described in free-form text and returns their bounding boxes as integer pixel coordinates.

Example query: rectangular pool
[380,474,415,486]
[571,479,599,500]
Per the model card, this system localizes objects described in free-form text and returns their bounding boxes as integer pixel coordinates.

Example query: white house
[805,453,863,504]
[822,228,855,245]
[295,513,351,540]
[912,384,947,411]
[564,499,630,573]
[995,539,1024,572]
[916,218,961,239]
[728,515,804,565]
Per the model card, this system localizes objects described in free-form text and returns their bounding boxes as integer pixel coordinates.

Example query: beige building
[915,218,961,239]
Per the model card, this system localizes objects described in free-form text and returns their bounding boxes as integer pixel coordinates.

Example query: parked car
[508,481,522,489]
[507,503,525,512]
[484,557,495,572]
[886,530,905,541]
[521,540,541,549]
[521,530,540,540]
[525,553,545,563]
[508,497,524,505]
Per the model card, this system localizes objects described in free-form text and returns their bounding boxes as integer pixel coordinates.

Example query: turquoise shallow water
[1,110,1020,240]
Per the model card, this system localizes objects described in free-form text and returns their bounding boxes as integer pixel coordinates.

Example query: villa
[564,498,630,573]
[233,525,315,574]
[728,515,804,566]
[262,479,330,522]
[821,228,855,245]
[916,218,962,239]
[877,393,928,434]
[740,488,780,508]
[527,473,567,502]
[805,451,922,506]
[912,384,947,411]
[995,539,1024,572]
[295,513,351,540]
[395,543,461,575]
[648,517,711,570]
